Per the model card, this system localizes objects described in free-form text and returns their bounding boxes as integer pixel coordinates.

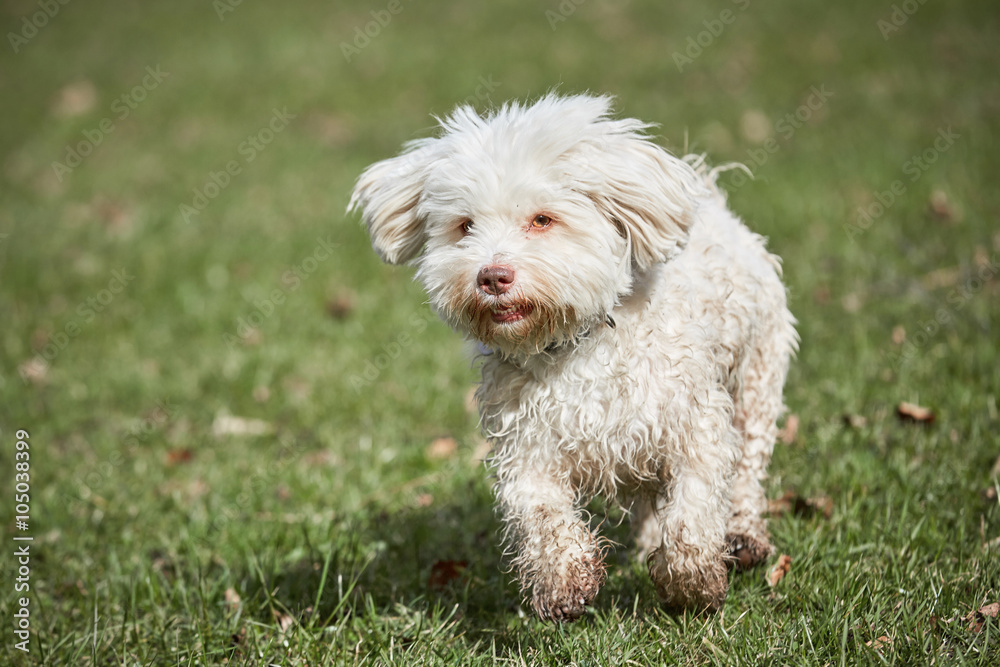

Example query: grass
[1,0,998,664]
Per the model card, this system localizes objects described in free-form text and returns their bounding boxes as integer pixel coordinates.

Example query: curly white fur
[349,94,797,622]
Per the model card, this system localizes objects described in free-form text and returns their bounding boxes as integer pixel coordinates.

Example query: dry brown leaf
[273,610,294,634]
[464,386,478,415]
[778,414,799,444]
[470,439,492,466]
[165,448,193,465]
[224,587,242,611]
[326,289,356,319]
[767,554,792,587]
[897,402,935,424]
[426,436,458,460]
[843,414,868,429]
[18,357,49,385]
[52,80,98,118]
[428,560,468,591]
[922,267,960,289]
[928,190,956,222]
[865,635,892,650]
[739,109,772,144]
[768,491,833,519]
[841,293,862,313]
[967,602,999,633]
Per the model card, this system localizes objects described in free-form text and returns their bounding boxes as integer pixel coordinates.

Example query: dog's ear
[581,135,707,271]
[348,139,436,265]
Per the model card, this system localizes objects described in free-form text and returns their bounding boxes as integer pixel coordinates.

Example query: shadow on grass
[230,482,685,657]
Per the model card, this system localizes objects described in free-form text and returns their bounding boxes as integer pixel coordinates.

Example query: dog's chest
[479,334,671,488]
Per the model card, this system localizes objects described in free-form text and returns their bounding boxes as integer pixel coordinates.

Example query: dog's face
[349,94,706,358]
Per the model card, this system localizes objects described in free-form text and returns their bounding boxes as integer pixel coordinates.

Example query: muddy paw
[649,550,728,613]
[530,555,605,623]
[725,532,773,571]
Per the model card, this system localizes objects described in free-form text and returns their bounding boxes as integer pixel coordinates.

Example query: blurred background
[1,0,998,664]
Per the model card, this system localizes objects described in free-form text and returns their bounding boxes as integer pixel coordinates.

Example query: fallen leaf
[843,414,868,429]
[778,414,799,444]
[52,80,98,118]
[273,610,294,635]
[212,414,275,437]
[426,436,458,460]
[922,267,960,290]
[768,491,833,519]
[767,554,792,587]
[464,386,478,415]
[841,293,862,313]
[428,560,468,591]
[967,602,999,633]
[739,109,772,144]
[974,245,990,268]
[165,448,193,465]
[865,635,892,650]
[813,285,830,305]
[326,290,356,319]
[18,357,49,385]
[897,402,935,424]
[928,190,956,222]
[224,588,242,611]
[470,439,491,466]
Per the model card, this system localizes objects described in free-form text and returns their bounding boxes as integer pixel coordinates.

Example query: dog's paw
[725,532,773,572]
[648,549,728,613]
[529,554,605,623]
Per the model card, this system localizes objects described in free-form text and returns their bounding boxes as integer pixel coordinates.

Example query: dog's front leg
[494,466,605,622]
[646,400,742,612]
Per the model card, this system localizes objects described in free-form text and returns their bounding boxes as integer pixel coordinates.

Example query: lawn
[1,0,998,664]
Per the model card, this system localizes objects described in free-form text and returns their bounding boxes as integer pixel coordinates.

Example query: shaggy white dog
[349,94,797,622]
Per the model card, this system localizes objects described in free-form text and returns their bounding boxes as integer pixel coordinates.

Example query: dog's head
[348,94,707,358]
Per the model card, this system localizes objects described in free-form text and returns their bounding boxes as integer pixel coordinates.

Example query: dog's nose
[477,265,515,295]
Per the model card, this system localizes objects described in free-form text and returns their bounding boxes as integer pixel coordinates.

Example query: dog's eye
[531,214,552,229]
[460,219,474,235]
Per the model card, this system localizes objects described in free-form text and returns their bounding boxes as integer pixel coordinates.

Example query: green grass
[1,0,998,664]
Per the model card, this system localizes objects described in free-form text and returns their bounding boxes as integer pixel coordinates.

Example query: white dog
[349,94,797,622]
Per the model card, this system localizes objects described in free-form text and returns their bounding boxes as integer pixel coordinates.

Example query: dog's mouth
[490,302,534,324]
